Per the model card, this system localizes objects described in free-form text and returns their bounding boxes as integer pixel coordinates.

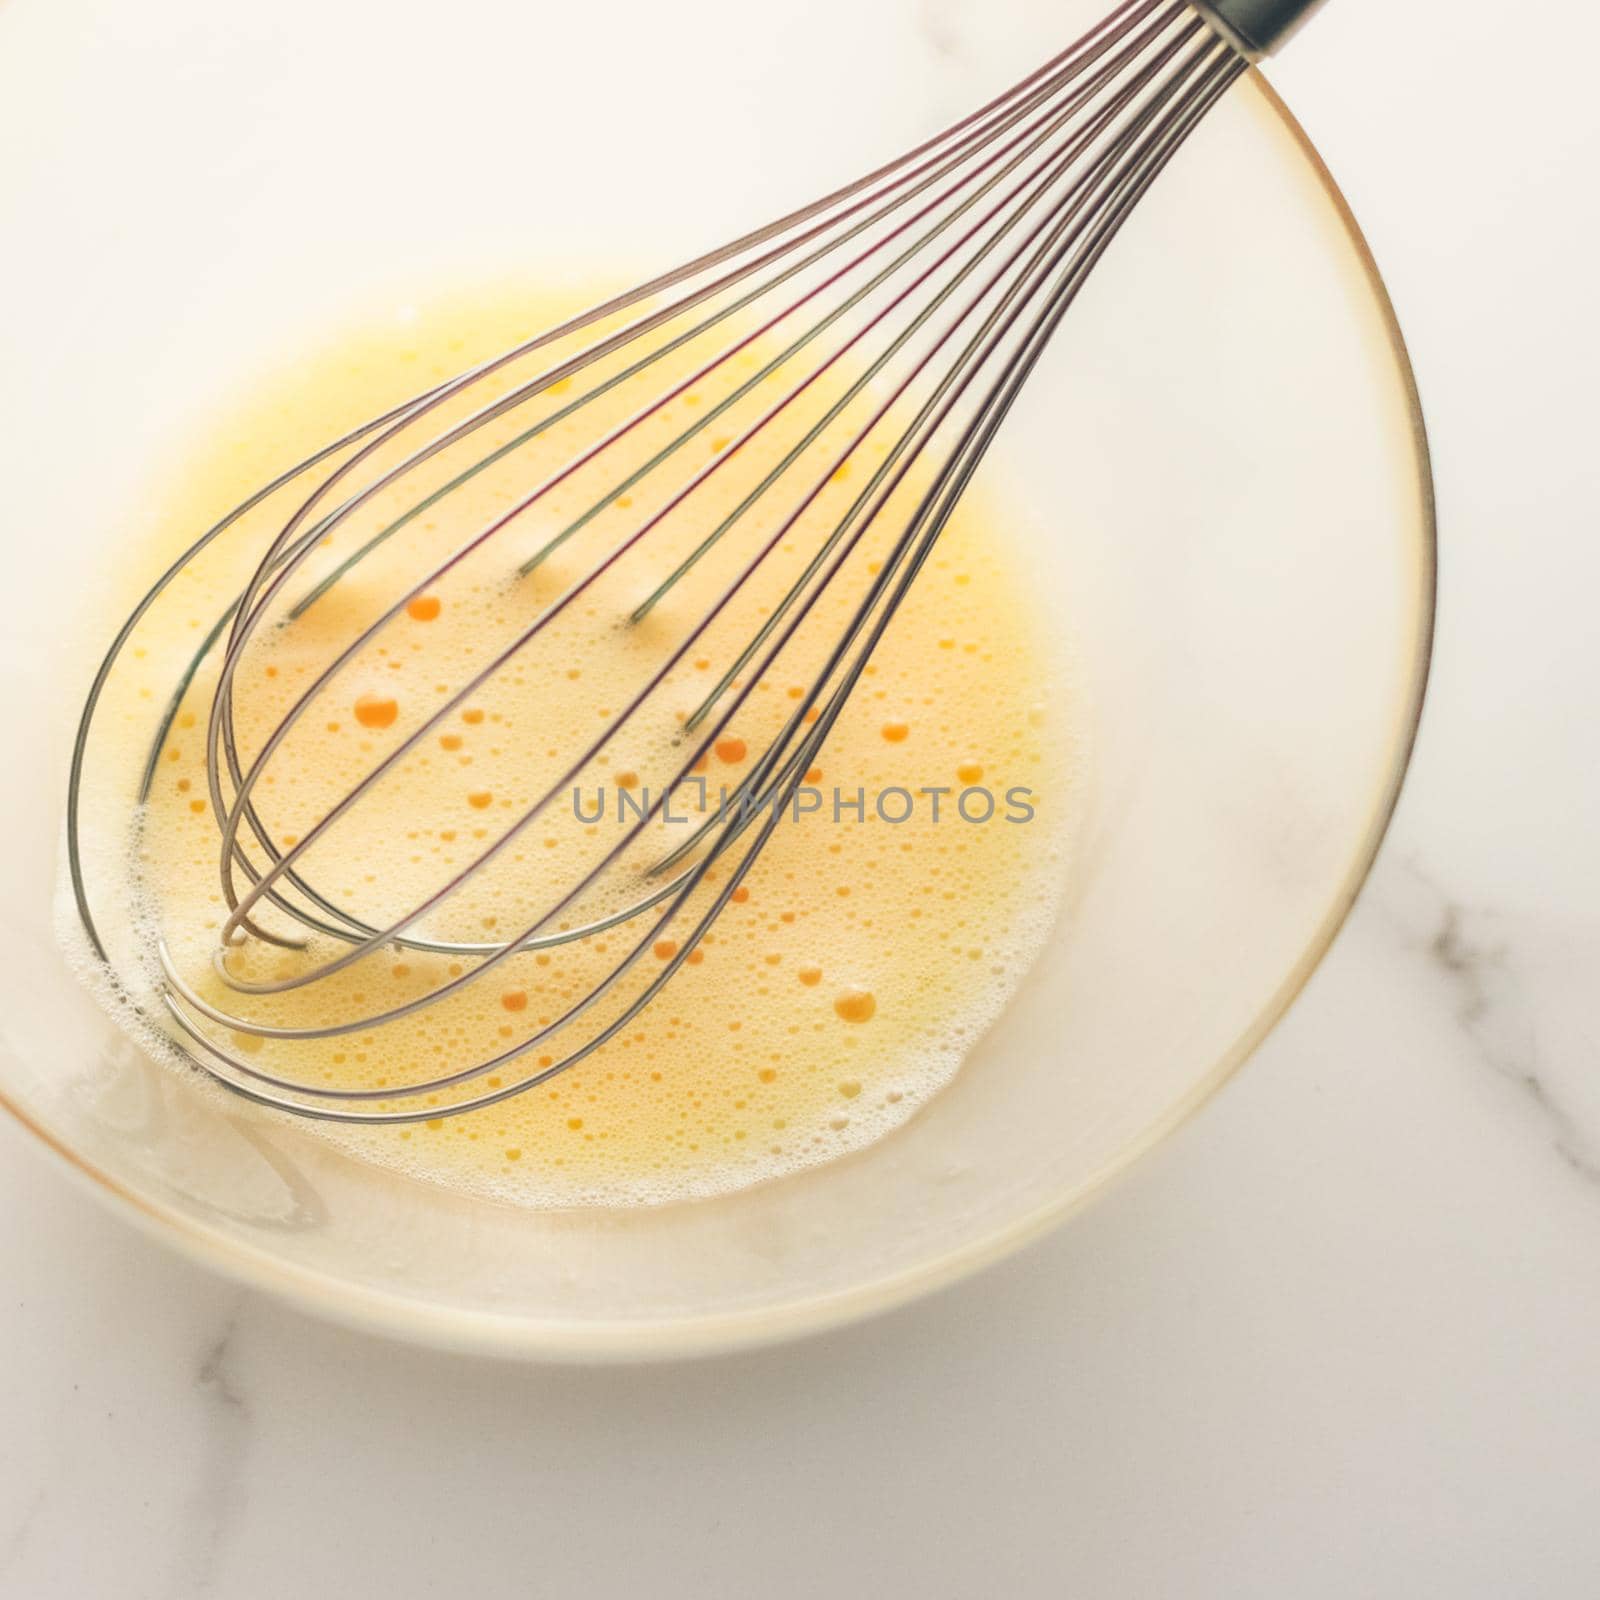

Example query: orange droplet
[730,886,750,904]
[615,770,640,790]
[501,989,528,1011]
[834,988,876,1023]
[685,948,705,966]
[468,791,493,809]
[652,938,678,961]
[406,594,441,621]
[354,694,398,730]
[880,722,909,743]
[797,966,823,987]
[439,733,462,751]
[957,762,984,784]
[715,737,747,764]
[462,707,485,725]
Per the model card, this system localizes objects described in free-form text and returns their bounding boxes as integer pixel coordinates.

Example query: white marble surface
[5,2,1600,1595]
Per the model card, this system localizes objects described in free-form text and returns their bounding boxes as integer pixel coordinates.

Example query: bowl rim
[0,71,1437,1363]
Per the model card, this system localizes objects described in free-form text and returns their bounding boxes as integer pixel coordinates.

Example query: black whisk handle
[1193,0,1328,57]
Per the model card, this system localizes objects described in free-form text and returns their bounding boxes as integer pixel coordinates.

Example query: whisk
[68,0,1327,1123]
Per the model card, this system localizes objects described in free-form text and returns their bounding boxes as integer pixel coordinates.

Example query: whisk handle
[1192,0,1328,58]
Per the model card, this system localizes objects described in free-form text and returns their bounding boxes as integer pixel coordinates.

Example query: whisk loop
[68,0,1325,1122]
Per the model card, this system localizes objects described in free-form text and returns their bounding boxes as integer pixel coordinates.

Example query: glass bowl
[0,0,1434,1358]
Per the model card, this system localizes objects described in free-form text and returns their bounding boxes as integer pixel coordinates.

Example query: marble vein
[1392,860,1600,1189]
[176,1298,254,1596]
[0,1486,46,1586]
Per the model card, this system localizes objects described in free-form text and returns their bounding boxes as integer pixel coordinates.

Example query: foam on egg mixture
[66,281,1078,1207]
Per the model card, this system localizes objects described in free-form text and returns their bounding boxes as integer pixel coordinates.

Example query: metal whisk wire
[66,0,1294,1122]
[213,0,1210,959]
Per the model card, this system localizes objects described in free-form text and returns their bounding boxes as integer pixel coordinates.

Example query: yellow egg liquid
[66,281,1076,1207]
